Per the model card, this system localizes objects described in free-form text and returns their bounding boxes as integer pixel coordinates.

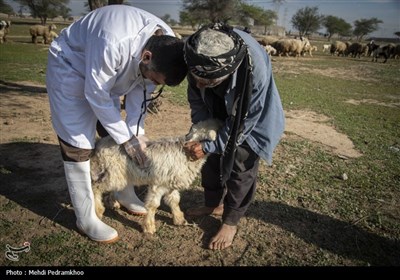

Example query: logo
[5,242,30,261]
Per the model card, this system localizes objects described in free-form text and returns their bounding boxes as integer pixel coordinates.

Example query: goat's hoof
[105,193,120,210]
[142,225,156,235]
[173,218,188,226]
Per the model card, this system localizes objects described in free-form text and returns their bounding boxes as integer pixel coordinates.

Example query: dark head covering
[184,23,247,80]
[185,23,254,186]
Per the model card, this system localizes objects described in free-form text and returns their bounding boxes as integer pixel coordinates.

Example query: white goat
[0,20,11,44]
[90,119,221,234]
[322,44,330,52]
[264,45,277,56]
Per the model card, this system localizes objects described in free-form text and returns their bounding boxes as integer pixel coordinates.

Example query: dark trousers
[58,121,108,162]
[201,141,260,226]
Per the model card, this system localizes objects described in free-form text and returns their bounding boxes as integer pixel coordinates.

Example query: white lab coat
[46,5,174,149]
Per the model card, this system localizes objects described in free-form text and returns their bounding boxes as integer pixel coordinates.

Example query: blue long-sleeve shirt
[187,29,285,164]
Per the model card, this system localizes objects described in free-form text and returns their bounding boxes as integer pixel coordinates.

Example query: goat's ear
[208,131,217,141]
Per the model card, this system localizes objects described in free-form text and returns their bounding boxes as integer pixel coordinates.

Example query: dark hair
[144,35,187,86]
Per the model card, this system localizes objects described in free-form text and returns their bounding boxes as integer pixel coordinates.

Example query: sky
[6,0,400,38]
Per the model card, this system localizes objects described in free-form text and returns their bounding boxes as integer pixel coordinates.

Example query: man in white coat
[46,5,187,243]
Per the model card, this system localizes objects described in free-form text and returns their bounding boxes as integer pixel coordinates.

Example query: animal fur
[29,24,57,44]
[91,119,221,234]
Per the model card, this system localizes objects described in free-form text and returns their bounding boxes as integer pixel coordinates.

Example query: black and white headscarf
[184,23,247,80]
[185,23,254,186]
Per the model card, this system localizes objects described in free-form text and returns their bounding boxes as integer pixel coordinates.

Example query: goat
[0,20,11,44]
[90,119,221,234]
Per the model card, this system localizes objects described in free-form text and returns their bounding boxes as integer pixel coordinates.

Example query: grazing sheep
[90,119,222,234]
[302,45,317,57]
[258,36,279,46]
[392,44,400,59]
[48,30,58,43]
[372,44,393,63]
[347,42,369,58]
[0,20,11,44]
[272,37,310,58]
[330,41,348,56]
[322,44,330,52]
[264,44,277,56]
[29,24,57,44]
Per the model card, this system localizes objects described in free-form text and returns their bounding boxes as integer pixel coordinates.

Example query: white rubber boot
[64,161,118,243]
[114,186,147,215]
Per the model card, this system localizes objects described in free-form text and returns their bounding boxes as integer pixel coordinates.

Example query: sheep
[258,36,279,47]
[302,45,317,57]
[264,44,277,56]
[272,37,310,58]
[330,41,348,56]
[372,44,393,63]
[346,42,365,58]
[90,119,222,234]
[392,44,400,59]
[48,30,58,43]
[0,20,11,44]
[29,24,57,44]
[322,44,330,53]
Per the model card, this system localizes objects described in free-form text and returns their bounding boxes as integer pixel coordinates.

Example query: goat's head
[185,119,222,142]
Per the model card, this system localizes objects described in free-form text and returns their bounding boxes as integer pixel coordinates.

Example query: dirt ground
[0,80,362,156]
[3,79,388,266]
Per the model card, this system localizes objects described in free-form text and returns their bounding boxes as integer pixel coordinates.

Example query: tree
[0,0,15,15]
[323,15,352,40]
[87,0,107,11]
[86,1,126,12]
[16,0,70,24]
[291,6,323,36]
[179,10,199,30]
[182,0,240,24]
[258,10,277,34]
[395,31,400,38]
[59,4,70,20]
[353,18,383,41]
[238,2,277,34]
[160,14,177,26]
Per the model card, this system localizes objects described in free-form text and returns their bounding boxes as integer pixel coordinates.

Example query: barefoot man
[183,23,285,250]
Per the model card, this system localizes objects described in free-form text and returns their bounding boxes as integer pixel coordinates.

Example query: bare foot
[186,204,224,217]
[208,223,237,250]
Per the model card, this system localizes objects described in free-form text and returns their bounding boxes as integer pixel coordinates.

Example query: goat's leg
[164,190,188,226]
[142,186,164,234]
[93,187,105,219]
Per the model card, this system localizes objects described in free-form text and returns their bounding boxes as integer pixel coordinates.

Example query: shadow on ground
[246,201,400,266]
[0,80,47,95]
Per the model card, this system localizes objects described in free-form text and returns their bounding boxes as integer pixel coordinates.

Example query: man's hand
[123,135,149,168]
[183,141,206,161]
